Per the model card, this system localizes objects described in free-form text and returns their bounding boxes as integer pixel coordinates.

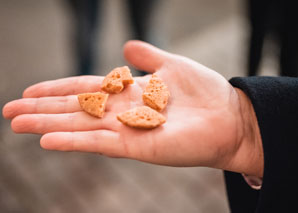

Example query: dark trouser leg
[127,0,157,41]
[246,0,267,76]
[280,33,298,77]
[127,0,157,76]
[67,0,100,76]
[279,2,298,77]
[247,28,266,76]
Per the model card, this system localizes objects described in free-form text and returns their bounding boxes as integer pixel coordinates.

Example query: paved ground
[0,0,277,212]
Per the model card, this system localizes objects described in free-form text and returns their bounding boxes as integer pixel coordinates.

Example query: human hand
[2,41,263,177]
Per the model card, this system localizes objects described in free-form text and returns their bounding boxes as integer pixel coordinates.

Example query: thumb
[123,40,172,73]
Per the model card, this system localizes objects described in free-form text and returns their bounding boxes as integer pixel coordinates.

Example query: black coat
[225,77,298,212]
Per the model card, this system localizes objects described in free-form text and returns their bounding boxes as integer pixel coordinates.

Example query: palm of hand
[3,41,242,169]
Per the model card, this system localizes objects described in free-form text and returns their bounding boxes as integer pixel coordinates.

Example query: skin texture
[2,40,263,177]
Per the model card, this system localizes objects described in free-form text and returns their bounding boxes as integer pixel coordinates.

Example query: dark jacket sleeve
[224,76,298,213]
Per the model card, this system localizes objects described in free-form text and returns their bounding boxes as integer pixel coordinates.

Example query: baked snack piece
[117,106,166,129]
[142,74,170,112]
[77,92,109,118]
[101,66,134,94]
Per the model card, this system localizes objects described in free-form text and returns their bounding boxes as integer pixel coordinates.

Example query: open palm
[3,41,262,175]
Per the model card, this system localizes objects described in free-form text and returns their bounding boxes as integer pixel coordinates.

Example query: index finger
[23,76,103,98]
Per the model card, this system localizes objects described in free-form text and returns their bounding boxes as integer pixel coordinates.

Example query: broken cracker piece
[117,106,166,129]
[101,66,134,94]
[78,92,109,118]
[142,74,170,112]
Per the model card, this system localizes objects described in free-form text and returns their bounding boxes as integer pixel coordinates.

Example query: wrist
[229,88,264,177]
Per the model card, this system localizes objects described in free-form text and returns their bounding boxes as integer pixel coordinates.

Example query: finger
[123,40,173,73]
[40,130,124,157]
[4,83,143,120]
[3,96,81,119]
[23,76,103,98]
[11,112,117,134]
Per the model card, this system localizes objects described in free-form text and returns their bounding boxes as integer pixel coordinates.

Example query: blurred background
[1,0,293,212]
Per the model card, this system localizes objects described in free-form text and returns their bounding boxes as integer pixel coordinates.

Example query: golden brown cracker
[142,74,170,112]
[78,92,109,118]
[117,106,166,129]
[101,66,134,94]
